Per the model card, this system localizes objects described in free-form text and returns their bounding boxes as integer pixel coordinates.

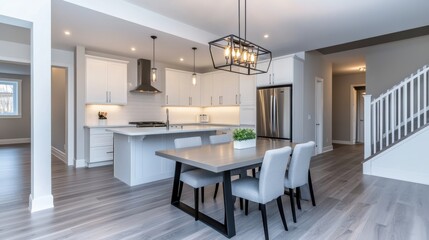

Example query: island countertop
[106,125,230,136]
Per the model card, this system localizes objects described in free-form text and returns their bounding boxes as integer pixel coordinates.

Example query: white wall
[364,124,429,185]
[0,0,53,212]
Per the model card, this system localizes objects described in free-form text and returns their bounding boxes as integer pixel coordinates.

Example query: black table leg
[170,166,237,238]
[171,162,182,204]
[222,170,236,238]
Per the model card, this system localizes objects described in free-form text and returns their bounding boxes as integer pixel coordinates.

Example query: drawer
[90,146,113,163]
[90,134,113,147]
[90,128,113,135]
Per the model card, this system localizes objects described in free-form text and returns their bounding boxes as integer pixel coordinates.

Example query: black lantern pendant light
[151,35,157,82]
[192,47,197,86]
[208,0,272,75]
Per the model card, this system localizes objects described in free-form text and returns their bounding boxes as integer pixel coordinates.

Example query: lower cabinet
[84,127,114,167]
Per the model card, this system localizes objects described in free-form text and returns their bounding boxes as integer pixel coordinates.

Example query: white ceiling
[3,0,429,74]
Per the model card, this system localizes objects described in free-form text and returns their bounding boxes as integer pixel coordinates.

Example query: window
[0,79,22,118]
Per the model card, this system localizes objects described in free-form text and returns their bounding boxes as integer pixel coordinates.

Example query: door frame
[315,77,324,154]
[350,84,366,144]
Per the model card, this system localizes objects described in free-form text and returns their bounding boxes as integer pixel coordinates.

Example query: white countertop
[106,126,230,136]
[84,124,133,128]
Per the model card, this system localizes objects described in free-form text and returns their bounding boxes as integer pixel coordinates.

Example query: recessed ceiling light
[264,34,269,39]
[180,58,184,62]
[64,31,71,36]
[131,47,136,51]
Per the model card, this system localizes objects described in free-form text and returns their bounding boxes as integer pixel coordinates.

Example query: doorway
[355,86,366,143]
[51,67,67,163]
[350,85,366,144]
[315,77,324,154]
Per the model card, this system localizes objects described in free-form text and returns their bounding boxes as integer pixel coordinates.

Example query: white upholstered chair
[231,146,291,240]
[284,141,316,223]
[174,136,223,221]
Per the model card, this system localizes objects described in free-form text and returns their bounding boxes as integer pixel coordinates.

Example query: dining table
[155,138,295,238]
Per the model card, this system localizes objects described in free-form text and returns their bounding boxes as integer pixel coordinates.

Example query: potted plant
[98,111,108,125]
[233,128,256,149]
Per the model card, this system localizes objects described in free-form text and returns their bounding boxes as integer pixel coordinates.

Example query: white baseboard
[332,140,355,145]
[29,194,54,212]
[322,145,333,153]
[0,138,31,145]
[75,158,86,168]
[51,147,66,164]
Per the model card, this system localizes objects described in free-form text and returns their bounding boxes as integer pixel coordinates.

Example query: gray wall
[366,35,429,97]
[302,51,333,148]
[0,73,31,139]
[51,67,66,152]
[332,72,365,142]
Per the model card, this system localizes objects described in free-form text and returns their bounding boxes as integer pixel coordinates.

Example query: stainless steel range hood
[130,59,161,93]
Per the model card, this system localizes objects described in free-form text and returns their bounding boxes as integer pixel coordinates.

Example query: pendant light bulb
[192,73,197,86]
[151,35,157,83]
[192,47,197,86]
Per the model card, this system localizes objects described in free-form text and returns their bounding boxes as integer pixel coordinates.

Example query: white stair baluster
[418,72,421,128]
[372,102,376,154]
[391,91,395,144]
[424,70,428,125]
[385,95,389,147]
[380,98,383,151]
[398,87,402,140]
[404,82,408,136]
[411,76,414,132]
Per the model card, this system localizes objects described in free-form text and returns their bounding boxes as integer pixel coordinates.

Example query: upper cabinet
[202,71,239,106]
[256,55,298,87]
[165,69,200,106]
[86,55,128,105]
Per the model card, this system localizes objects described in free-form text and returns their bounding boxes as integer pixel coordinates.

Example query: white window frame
[0,78,22,118]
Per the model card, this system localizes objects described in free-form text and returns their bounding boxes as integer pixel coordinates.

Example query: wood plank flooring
[1,143,429,239]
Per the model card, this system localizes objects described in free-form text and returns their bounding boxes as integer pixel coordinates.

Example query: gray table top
[156,138,295,173]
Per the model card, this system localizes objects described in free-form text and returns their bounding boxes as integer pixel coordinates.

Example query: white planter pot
[233,139,256,149]
[98,119,107,126]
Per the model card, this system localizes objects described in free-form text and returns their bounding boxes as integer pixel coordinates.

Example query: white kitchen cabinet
[239,74,256,105]
[209,71,240,106]
[200,74,213,106]
[84,127,114,167]
[86,55,128,105]
[165,68,201,106]
[256,55,296,87]
[165,69,180,106]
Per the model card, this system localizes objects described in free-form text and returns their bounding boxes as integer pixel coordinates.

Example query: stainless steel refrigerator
[256,86,292,140]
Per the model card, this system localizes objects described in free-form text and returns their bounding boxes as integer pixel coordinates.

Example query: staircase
[363,65,429,185]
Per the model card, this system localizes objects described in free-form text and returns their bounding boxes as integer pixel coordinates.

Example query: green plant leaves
[233,128,256,141]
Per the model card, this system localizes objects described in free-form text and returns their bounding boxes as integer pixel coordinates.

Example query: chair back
[174,136,202,172]
[287,141,315,188]
[258,146,292,204]
[209,134,232,144]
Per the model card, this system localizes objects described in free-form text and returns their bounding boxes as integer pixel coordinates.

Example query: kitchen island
[107,126,229,186]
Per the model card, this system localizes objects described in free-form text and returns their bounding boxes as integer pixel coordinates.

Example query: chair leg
[178,181,184,199]
[260,204,269,240]
[245,199,249,216]
[308,170,316,206]
[194,188,199,221]
[240,198,243,210]
[296,187,302,210]
[289,188,297,223]
[276,196,288,231]
[213,183,219,199]
[201,187,205,203]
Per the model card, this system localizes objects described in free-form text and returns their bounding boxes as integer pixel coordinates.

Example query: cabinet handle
[239,94,241,104]
[272,73,275,84]
[211,96,213,106]
[106,91,109,103]
[191,97,192,105]
[269,74,272,84]
[219,96,221,105]
[189,97,191,106]
[166,95,169,105]
[221,96,223,105]
[235,94,238,104]
[109,91,112,103]
[106,151,114,154]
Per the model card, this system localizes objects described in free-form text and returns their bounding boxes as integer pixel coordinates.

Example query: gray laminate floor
[1,144,429,240]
